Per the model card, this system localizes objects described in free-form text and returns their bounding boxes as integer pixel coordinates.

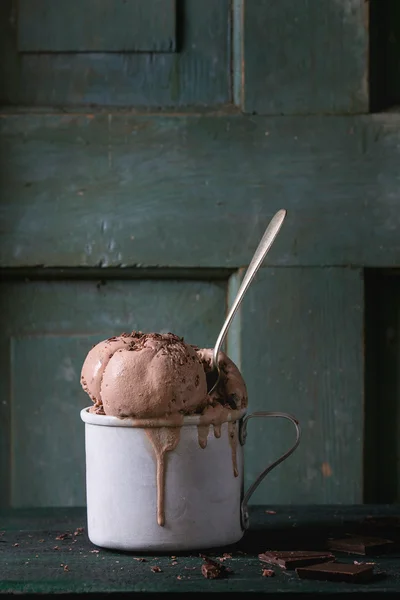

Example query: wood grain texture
[0,278,226,507]
[232,0,244,108]
[240,267,364,504]
[1,113,400,268]
[241,0,369,115]
[1,505,400,594]
[1,0,229,107]
[18,0,176,53]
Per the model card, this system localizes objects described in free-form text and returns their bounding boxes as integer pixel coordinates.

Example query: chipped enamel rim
[80,406,247,428]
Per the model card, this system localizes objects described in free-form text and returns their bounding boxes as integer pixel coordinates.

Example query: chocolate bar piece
[258,550,335,570]
[296,561,374,583]
[363,515,400,528]
[355,516,400,543]
[327,535,394,556]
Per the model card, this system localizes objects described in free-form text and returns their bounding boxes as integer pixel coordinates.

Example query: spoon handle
[212,209,287,371]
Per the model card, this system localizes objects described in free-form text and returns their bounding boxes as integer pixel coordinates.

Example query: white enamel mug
[80,407,300,551]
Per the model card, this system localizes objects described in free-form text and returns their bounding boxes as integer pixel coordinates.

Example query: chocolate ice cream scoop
[195,347,248,410]
[81,332,247,527]
[81,332,209,419]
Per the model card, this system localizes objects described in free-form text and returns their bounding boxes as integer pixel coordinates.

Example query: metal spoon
[206,209,287,394]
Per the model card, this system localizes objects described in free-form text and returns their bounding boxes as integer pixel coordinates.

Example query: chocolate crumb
[262,568,275,577]
[171,561,178,566]
[74,527,84,536]
[90,550,100,554]
[12,543,19,547]
[55,533,71,540]
[177,575,183,580]
[134,557,146,562]
[201,562,221,579]
[39,539,44,543]
[151,566,162,573]
[201,556,232,579]
[53,546,60,550]
[265,510,277,514]
[63,565,69,572]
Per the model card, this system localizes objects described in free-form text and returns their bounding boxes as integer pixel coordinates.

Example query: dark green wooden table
[1,505,400,596]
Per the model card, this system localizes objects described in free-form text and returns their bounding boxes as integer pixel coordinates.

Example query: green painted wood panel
[18,0,176,53]
[1,113,400,268]
[1,0,229,107]
[239,0,369,115]
[239,267,364,504]
[0,278,226,507]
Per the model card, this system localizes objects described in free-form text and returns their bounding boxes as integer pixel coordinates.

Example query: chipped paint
[57,357,77,383]
[321,462,333,478]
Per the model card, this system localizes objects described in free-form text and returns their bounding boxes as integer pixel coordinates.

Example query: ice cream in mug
[81,331,248,527]
[80,329,300,551]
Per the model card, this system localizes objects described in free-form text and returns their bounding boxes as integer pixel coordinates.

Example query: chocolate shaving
[55,533,71,540]
[218,552,232,562]
[151,566,162,573]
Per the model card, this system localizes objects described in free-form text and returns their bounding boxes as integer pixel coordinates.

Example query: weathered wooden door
[0,0,397,508]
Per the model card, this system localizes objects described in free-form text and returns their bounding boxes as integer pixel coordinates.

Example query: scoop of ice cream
[195,348,248,410]
[81,332,209,419]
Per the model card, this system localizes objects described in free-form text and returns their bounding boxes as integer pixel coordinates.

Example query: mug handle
[239,411,301,530]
